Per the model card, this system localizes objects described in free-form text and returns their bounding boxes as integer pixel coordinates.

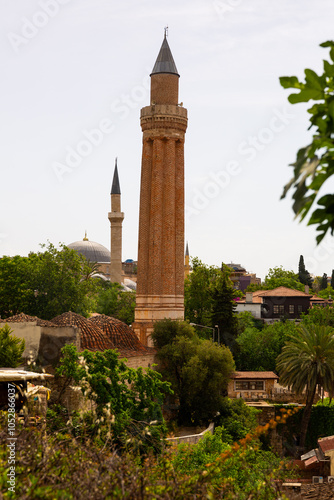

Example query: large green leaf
[288,88,323,103]
[279,76,302,89]
[305,68,324,91]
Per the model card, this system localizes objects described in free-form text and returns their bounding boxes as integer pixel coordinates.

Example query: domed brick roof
[0,313,57,327]
[51,312,114,352]
[89,314,154,357]
[67,239,110,264]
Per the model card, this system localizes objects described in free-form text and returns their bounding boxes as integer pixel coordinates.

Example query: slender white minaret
[108,158,124,284]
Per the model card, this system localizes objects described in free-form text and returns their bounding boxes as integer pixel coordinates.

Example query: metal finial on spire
[164,26,168,38]
[83,230,88,241]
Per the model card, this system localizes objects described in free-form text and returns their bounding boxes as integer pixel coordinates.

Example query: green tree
[184,259,238,346]
[298,255,313,287]
[280,41,334,244]
[151,320,235,425]
[57,344,172,451]
[96,282,136,324]
[211,263,238,349]
[184,257,217,327]
[318,285,334,299]
[320,272,328,290]
[0,324,25,367]
[214,398,259,443]
[0,255,31,317]
[301,304,334,327]
[264,266,305,291]
[235,321,299,372]
[276,324,334,447]
[0,242,100,320]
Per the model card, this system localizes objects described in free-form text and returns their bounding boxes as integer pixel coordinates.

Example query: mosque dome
[68,234,110,264]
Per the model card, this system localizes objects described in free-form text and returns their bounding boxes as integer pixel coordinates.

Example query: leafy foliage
[211,263,238,349]
[276,324,334,446]
[184,257,218,328]
[0,409,296,500]
[184,258,238,346]
[0,324,25,367]
[56,344,172,452]
[264,266,305,291]
[214,398,259,444]
[246,266,305,292]
[151,320,235,425]
[235,321,299,372]
[0,242,100,320]
[280,41,334,244]
[298,255,313,287]
[96,281,136,324]
[301,303,334,327]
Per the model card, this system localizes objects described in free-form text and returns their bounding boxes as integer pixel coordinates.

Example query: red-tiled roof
[238,287,310,303]
[51,312,115,352]
[230,371,279,380]
[89,314,155,358]
[0,313,57,327]
[318,435,334,453]
[258,287,310,297]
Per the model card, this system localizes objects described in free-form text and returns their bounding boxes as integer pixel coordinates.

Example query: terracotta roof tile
[51,312,115,352]
[239,287,311,303]
[318,435,334,453]
[258,287,310,297]
[89,314,155,358]
[0,313,57,327]
[230,371,279,380]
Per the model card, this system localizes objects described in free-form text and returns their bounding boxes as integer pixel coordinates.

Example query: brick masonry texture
[150,74,179,105]
[134,69,188,344]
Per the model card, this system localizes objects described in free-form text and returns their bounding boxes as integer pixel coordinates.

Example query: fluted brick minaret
[133,33,188,346]
[108,159,124,284]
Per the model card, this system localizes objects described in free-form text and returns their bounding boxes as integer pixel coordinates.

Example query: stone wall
[167,423,214,445]
[4,321,79,364]
[124,353,156,370]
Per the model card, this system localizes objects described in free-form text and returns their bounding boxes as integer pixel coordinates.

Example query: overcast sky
[1,0,334,280]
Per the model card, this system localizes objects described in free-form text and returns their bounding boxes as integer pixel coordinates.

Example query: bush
[0,324,25,367]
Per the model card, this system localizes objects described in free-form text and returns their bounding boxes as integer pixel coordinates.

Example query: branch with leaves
[280,41,334,243]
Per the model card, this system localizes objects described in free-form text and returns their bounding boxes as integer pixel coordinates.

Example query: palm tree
[276,324,334,448]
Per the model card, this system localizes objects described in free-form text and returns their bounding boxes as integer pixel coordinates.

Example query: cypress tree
[298,255,313,287]
[321,273,328,290]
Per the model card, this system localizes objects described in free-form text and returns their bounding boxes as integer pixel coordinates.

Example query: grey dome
[68,239,110,263]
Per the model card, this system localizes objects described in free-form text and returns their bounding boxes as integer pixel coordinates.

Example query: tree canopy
[57,344,172,452]
[276,324,334,447]
[0,324,25,367]
[151,320,235,425]
[0,242,135,323]
[0,243,98,320]
[184,258,238,347]
[235,321,300,372]
[280,41,334,244]
[246,266,305,292]
[298,255,313,287]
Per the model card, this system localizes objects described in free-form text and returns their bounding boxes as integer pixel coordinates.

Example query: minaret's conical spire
[185,241,189,257]
[151,31,179,76]
[111,158,121,195]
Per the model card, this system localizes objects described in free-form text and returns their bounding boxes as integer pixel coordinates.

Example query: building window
[274,305,284,315]
[235,380,264,391]
[298,305,303,314]
[289,305,294,314]
[273,305,279,314]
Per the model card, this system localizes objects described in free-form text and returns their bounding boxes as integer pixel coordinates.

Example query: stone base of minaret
[132,294,184,346]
